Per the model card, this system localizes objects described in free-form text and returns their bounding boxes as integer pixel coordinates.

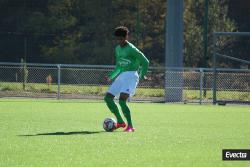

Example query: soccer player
[104,26,149,132]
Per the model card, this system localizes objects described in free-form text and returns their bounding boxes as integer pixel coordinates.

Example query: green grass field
[0,99,249,167]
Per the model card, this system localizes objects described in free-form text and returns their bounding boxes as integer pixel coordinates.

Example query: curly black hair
[114,26,129,38]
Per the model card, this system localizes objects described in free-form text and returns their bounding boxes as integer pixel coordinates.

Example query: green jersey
[108,42,149,80]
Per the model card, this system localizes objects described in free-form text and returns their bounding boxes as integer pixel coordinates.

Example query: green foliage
[0,0,246,67]
[184,0,236,67]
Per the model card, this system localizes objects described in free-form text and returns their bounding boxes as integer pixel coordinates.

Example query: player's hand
[142,76,152,81]
[104,76,111,82]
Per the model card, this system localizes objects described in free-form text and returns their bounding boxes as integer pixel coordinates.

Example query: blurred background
[0,0,249,103]
[0,0,249,68]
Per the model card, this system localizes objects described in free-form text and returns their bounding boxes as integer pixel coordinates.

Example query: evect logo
[226,152,247,158]
[223,149,250,160]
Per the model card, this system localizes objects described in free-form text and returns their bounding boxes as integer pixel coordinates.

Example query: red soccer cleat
[115,122,126,129]
[124,126,135,132]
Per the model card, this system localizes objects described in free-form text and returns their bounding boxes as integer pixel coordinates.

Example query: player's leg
[104,76,125,125]
[119,93,135,132]
[118,72,139,132]
[104,93,125,126]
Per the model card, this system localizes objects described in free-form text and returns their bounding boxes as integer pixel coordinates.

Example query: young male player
[104,26,149,132]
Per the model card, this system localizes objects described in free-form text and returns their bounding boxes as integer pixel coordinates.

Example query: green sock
[119,99,133,127]
[104,96,124,123]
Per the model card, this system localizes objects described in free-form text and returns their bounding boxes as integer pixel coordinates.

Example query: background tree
[184,0,236,67]
[0,0,248,68]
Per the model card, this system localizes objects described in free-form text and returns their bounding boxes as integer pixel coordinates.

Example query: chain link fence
[0,62,249,104]
[213,69,250,104]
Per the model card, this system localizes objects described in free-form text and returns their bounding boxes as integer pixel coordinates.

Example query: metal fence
[212,32,250,104]
[0,62,249,104]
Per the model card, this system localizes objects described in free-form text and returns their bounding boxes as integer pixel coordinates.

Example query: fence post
[212,34,217,105]
[57,64,61,99]
[199,68,204,104]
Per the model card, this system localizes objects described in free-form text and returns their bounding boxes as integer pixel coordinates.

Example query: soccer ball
[103,118,116,132]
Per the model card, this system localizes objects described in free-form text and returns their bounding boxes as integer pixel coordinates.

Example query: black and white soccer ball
[103,118,116,132]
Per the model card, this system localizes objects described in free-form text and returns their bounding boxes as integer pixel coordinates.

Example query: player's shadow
[19,130,108,137]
